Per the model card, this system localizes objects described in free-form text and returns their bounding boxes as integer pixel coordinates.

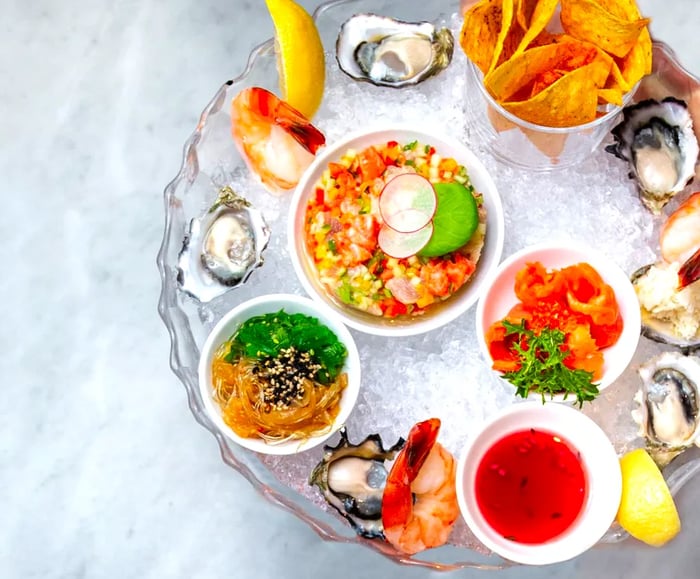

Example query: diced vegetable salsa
[304,140,486,318]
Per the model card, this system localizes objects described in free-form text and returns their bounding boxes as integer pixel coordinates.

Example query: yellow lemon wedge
[265,0,325,119]
[616,448,681,547]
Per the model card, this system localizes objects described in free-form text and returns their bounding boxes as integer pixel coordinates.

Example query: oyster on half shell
[336,14,454,88]
[177,186,270,302]
[309,427,404,539]
[606,97,699,214]
[632,351,700,466]
[631,262,700,351]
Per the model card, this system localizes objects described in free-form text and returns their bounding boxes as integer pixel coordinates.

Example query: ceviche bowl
[475,243,642,401]
[288,125,505,337]
[456,402,622,565]
[197,294,361,455]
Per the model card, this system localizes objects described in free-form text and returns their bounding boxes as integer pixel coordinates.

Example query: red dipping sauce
[474,428,587,544]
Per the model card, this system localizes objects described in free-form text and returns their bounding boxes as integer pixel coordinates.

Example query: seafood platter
[156,0,700,569]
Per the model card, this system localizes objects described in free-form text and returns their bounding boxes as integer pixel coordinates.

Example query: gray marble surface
[4,0,700,577]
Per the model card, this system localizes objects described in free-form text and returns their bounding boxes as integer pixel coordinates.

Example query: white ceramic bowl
[197,294,361,455]
[475,243,641,400]
[457,402,622,565]
[288,125,505,337]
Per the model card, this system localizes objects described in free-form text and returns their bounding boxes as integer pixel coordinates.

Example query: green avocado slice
[418,182,479,257]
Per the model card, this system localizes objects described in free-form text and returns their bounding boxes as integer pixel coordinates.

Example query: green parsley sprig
[500,320,599,407]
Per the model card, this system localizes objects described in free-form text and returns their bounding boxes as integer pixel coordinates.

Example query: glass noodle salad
[304,140,487,318]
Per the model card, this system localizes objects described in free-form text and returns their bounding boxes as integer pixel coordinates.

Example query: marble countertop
[4,0,700,577]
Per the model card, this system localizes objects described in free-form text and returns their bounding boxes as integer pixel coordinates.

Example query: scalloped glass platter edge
[156,0,700,570]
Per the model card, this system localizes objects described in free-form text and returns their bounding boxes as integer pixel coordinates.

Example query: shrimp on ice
[660,191,700,288]
[231,87,325,193]
[660,191,700,264]
[381,418,459,555]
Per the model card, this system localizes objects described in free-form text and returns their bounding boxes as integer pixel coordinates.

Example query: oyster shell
[631,263,700,351]
[309,427,404,539]
[606,97,699,214]
[177,186,270,302]
[632,351,700,466]
[336,14,454,88]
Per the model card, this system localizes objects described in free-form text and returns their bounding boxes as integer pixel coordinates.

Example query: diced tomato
[381,297,408,318]
[315,187,324,205]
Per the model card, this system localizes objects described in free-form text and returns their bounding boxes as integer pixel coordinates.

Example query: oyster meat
[606,97,699,214]
[177,186,270,302]
[336,14,454,88]
[309,428,404,539]
[632,351,700,466]
[632,262,700,351]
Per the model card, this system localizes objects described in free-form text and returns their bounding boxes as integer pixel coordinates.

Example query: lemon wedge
[616,448,681,547]
[265,0,325,119]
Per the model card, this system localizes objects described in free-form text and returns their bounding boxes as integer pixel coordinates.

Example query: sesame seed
[255,346,322,409]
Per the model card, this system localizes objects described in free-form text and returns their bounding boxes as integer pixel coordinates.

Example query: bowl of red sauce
[475,243,641,403]
[456,402,622,565]
[288,125,505,336]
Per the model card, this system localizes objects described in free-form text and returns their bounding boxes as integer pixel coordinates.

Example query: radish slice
[379,174,437,233]
[378,222,434,259]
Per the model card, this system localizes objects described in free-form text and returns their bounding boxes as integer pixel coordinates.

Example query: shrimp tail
[678,246,700,289]
[660,191,700,264]
[400,418,441,478]
[245,86,325,154]
[381,418,441,529]
[280,117,326,154]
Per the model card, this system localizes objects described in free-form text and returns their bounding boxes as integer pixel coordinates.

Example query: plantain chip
[560,0,650,58]
[598,87,624,106]
[616,26,653,86]
[484,40,604,102]
[460,0,505,74]
[500,60,612,126]
[513,0,560,57]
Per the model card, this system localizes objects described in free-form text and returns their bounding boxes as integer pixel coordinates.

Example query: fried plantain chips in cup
[460,0,653,128]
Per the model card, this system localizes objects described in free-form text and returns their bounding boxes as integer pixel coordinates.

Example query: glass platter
[156,0,700,570]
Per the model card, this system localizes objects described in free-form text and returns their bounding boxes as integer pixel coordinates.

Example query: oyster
[606,97,699,214]
[309,427,404,539]
[631,263,700,351]
[336,14,454,88]
[632,351,700,466]
[177,186,270,302]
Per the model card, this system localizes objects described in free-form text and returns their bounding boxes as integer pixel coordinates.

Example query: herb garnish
[225,310,347,384]
[501,320,599,407]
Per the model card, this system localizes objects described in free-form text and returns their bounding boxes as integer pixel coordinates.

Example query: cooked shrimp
[381,418,459,555]
[678,246,700,288]
[231,87,325,193]
[660,191,700,264]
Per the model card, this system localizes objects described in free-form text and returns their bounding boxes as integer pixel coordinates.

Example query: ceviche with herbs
[304,139,487,318]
